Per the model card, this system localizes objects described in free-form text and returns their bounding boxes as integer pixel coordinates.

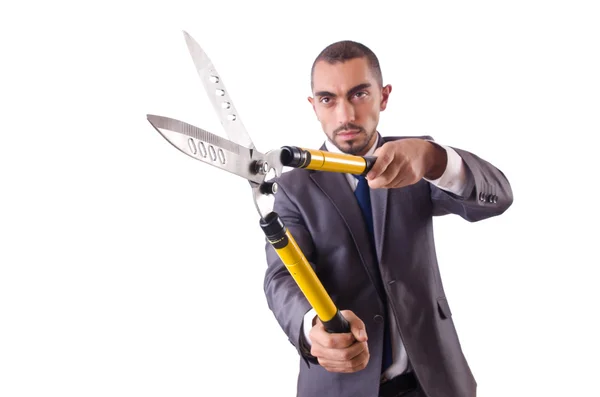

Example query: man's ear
[380,84,392,111]
[307,96,318,117]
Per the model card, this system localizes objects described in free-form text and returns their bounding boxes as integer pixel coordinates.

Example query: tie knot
[353,174,369,192]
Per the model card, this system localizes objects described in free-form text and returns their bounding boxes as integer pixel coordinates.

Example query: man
[263,40,513,397]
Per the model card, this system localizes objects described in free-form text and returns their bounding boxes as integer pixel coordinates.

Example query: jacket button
[374,315,384,324]
[479,192,485,201]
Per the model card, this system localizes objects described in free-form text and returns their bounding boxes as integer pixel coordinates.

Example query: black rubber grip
[322,309,351,333]
[280,146,311,168]
[361,156,377,176]
[259,212,288,248]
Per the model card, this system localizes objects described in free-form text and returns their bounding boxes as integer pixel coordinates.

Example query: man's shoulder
[267,168,315,205]
[272,167,313,188]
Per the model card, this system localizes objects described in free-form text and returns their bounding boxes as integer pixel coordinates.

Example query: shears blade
[182,30,256,151]
[146,114,265,184]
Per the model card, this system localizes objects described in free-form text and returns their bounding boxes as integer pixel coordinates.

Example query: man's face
[308,57,391,156]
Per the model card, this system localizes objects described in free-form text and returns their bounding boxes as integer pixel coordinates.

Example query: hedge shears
[146,31,377,333]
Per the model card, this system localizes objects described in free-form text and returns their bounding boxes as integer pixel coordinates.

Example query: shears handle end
[280,146,376,176]
[320,309,351,334]
[260,211,350,334]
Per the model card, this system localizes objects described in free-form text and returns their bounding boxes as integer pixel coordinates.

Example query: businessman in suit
[263,40,513,397]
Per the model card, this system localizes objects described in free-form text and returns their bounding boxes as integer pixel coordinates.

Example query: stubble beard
[332,129,376,156]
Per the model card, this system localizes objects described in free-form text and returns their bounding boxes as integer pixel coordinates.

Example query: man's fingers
[311,310,367,349]
[310,322,356,349]
[317,343,370,373]
[349,321,368,343]
[366,147,393,180]
[311,339,367,364]
[309,310,371,373]
[368,160,402,189]
[367,142,424,189]
[339,310,368,342]
[330,339,368,362]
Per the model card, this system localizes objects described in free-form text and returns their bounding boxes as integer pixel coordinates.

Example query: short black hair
[310,40,383,90]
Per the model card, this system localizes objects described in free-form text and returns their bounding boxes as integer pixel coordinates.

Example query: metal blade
[146,114,265,184]
[182,30,256,150]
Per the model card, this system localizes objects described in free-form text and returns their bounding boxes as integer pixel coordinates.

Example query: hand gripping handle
[260,212,350,333]
[280,146,377,176]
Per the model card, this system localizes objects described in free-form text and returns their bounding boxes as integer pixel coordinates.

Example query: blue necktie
[353,175,393,372]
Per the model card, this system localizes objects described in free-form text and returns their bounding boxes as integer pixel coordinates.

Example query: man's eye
[320,97,330,103]
[354,91,366,98]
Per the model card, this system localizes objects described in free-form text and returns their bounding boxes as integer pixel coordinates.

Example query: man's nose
[336,101,355,124]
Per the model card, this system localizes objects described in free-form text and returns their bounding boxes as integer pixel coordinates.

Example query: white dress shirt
[301,134,469,380]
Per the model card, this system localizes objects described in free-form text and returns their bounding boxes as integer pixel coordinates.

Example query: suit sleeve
[428,142,514,221]
[262,181,320,366]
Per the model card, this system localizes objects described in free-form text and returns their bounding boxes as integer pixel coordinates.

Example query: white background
[1,1,598,396]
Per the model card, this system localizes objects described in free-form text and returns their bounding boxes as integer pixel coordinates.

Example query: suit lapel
[310,171,387,304]
[308,135,389,302]
[309,171,375,263]
[369,135,389,263]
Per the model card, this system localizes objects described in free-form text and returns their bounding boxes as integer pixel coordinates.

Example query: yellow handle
[273,228,337,321]
[280,146,376,175]
[260,212,350,333]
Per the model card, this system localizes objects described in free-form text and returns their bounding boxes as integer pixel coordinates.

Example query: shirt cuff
[302,308,317,348]
[423,142,468,196]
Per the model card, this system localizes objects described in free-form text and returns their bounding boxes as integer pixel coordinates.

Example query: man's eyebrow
[314,83,372,99]
[347,83,371,97]
[314,90,335,97]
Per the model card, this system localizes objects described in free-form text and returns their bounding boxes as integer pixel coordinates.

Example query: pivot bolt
[259,181,278,195]
[254,160,269,175]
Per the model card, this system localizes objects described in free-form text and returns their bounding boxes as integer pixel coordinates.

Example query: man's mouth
[337,130,361,140]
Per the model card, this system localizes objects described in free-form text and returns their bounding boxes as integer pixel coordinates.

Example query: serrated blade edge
[146,114,263,183]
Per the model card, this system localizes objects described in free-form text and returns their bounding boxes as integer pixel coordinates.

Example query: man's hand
[366,139,447,189]
[308,310,370,373]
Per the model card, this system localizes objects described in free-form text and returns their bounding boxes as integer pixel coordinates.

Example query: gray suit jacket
[263,134,513,397]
